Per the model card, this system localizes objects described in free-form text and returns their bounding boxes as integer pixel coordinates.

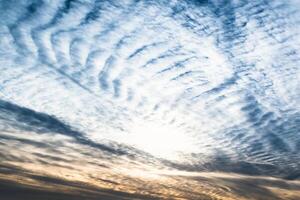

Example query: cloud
[0,0,300,199]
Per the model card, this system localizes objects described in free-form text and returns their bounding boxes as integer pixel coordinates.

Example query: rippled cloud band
[0,0,300,199]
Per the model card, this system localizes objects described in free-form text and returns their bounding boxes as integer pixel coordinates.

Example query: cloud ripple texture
[0,0,300,199]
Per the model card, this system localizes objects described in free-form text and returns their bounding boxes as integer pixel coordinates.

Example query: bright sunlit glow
[126,120,196,160]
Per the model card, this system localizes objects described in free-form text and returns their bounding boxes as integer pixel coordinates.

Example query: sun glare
[127,120,196,160]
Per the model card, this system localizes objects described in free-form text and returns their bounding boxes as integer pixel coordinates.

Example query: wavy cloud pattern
[0,0,300,199]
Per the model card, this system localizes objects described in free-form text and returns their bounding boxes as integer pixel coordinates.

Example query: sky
[0,0,300,199]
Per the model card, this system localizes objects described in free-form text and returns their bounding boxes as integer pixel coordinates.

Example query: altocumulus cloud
[0,0,300,199]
